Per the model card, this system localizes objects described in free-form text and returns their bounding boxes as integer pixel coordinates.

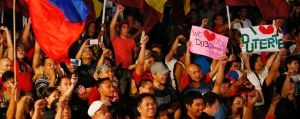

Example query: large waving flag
[227,0,289,20]
[111,0,167,33]
[26,0,88,61]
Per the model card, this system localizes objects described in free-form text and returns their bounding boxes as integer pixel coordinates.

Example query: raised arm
[265,53,280,86]
[94,49,110,79]
[212,57,226,94]
[6,87,19,119]
[265,53,277,70]
[32,41,41,73]
[208,59,220,79]
[243,90,259,119]
[109,5,124,41]
[216,19,240,33]
[241,53,251,72]
[165,35,185,63]
[135,35,149,76]
[0,26,13,61]
[265,95,280,119]
[21,19,32,50]
[75,40,89,60]
[62,76,78,98]
[200,18,208,28]
[32,99,47,119]
[184,41,191,67]
[16,95,33,119]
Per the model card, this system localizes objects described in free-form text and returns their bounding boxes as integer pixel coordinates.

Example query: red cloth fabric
[88,86,120,105]
[26,0,86,61]
[132,70,153,85]
[14,61,33,93]
[110,0,162,33]
[25,47,35,62]
[181,72,211,89]
[111,37,136,68]
[213,25,225,36]
[227,0,289,21]
[261,52,267,65]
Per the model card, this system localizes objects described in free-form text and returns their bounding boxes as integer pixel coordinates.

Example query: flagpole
[226,6,231,29]
[13,0,17,100]
[100,0,107,45]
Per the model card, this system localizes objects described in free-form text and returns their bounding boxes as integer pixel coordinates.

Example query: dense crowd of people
[0,0,300,119]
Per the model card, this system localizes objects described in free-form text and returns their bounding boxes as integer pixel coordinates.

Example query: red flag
[1,0,29,17]
[226,0,256,6]
[110,0,144,8]
[111,0,165,33]
[26,0,87,62]
[255,0,289,20]
[227,0,290,20]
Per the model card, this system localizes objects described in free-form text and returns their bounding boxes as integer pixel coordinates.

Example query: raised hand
[200,18,208,27]
[140,35,149,45]
[176,35,185,41]
[247,90,259,105]
[71,74,78,86]
[116,5,125,13]
[271,95,281,105]
[34,99,47,111]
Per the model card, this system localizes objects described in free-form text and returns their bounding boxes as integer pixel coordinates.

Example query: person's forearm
[6,29,13,61]
[55,106,63,119]
[75,44,85,60]
[63,84,75,98]
[266,104,276,118]
[95,53,106,76]
[6,99,17,119]
[136,44,146,75]
[32,109,41,119]
[212,62,224,94]
[16,101,26,119]
[184,49,191,67]
[166,38,179,62]
[33,42,41,72]
[21,20,31,49]
[266,53,277,69]
[243,104,254,119]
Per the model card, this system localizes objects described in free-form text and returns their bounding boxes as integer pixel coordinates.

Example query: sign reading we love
[240,25,284,53]
[189,26,228,59]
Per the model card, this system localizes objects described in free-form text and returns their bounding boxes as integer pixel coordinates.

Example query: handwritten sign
[189,26,228,59]
[240,25,284,53]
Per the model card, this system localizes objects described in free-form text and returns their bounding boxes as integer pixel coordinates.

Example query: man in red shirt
[110,5,137,96]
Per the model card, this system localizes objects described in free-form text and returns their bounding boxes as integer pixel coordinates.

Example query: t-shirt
[111,37,136,68]
[88,86,120,105]
[132,70,153,85]
[153,84,178,112]
[76,62,97,90]
[232,18,252,30]
[275,98,298,119]
[247,67,268,106]
[181,72,211,90]
[165,58,177,88]
[182,81,212,95]
[14,61,33,93]
[34,74,50,98]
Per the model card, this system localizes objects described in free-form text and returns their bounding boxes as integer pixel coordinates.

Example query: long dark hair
[249,54,262,71]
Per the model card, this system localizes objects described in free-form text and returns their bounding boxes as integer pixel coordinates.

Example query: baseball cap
[88,101,111,117]
[150,62,169,75]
